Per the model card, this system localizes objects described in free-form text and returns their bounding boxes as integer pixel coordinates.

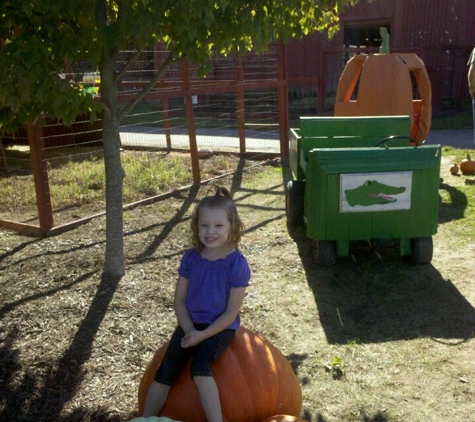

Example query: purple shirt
[178,249,250,330]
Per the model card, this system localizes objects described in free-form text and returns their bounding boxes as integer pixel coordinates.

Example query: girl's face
[198,206,231,251]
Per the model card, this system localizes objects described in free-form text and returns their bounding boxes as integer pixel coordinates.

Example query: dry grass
[1,153,474,422]
[0,148,260,226]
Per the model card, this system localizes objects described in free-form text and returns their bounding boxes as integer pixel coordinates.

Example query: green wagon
[286,116,441,265]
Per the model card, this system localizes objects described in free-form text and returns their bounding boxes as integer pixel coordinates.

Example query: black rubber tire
[313,241,337,266]
[411,236,433,264]
[286,180,305,225]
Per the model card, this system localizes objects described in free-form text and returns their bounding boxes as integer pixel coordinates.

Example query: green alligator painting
[345,180,406,207]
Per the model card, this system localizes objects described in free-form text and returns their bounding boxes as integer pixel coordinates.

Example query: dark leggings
[154,324,235,386]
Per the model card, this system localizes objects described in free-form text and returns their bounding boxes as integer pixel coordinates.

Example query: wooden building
[286,0,475,113]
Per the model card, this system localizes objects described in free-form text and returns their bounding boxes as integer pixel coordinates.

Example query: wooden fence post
[162,97,172,150]
[277,41,290,157]
[318,51,326,115]
[0,136,7,175]
[27,121,54,235]
[235,56,246,154]
[181,60,201,185]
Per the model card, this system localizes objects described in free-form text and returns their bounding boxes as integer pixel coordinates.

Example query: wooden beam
[0,218,43,237]
[0,136,7,175]
[27,122,54,236]
[277,41,290,157]
[181,60,201,185]
[235,56,246,154]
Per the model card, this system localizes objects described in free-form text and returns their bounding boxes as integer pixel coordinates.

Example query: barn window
[344,25,390,48]
[341,24,391,100]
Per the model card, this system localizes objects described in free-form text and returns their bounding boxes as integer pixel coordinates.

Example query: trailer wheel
[286,180,305,225]
[314,241,336,266]
[411,237,433,264]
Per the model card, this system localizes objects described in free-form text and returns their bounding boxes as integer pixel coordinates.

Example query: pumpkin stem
[379,27,390,54]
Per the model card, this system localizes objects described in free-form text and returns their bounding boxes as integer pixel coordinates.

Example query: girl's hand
[181,329,204,348]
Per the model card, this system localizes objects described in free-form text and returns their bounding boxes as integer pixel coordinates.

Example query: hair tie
[215,186,221,196]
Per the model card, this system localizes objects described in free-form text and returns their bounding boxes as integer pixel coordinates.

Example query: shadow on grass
[281,159,475,344]
[0,272,135,422]
[438,181,468,223]
[132,185,199,261]
[1,183,221,422]
[288,222,475,344]
[301,410,391,422]
[300,409,390,422]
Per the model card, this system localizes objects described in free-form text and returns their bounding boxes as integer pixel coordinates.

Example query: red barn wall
[286,0,475,112]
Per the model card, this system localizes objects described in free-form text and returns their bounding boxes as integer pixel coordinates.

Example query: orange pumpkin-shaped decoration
[335,53,431,144]
[460,154,475,174]
[261,415,309,422]
[138,327,302,422]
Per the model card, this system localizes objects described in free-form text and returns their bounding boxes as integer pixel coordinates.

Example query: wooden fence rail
[0,42,289,237]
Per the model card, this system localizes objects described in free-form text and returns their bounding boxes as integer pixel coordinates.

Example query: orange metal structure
[334,53,432,144]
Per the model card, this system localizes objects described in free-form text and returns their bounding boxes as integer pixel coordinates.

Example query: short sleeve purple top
[178,249,250,330]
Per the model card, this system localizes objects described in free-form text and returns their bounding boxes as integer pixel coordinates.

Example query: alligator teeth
[369,193,396,201]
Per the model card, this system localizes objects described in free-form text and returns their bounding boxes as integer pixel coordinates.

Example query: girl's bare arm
[174,276,195,333]
[181,287,246,348]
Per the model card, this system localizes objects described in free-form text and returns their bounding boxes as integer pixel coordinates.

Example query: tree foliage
[0,0,365,276]
[0,0,364,131]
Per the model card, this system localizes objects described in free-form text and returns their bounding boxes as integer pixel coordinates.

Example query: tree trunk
[100,56,125,277]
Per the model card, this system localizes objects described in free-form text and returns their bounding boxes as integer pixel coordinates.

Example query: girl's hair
[190,186,244,251]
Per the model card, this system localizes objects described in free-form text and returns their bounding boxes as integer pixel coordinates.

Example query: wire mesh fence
[0,45,285,235]
[118,45,282,155]
[0,123,271,234]
[119,94,281,154]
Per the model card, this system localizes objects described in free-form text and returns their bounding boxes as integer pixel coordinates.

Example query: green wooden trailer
[286,116,441,265]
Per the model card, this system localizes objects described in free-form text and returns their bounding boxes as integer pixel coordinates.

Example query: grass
[438,146,475,243]
[431,103,473,130]
[243,161,475,422]
[1,155,474,422]
[1,87,474,422]
[0,147,264,229]
[1,108,473,221]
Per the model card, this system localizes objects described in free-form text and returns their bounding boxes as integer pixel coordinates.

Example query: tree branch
[114,48,143,84]
[117,48,184,122]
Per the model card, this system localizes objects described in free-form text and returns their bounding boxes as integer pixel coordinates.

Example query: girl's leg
[194,376,223,422]
[144,326,193,416]
[191,329,235,422]
[142,381,170,417]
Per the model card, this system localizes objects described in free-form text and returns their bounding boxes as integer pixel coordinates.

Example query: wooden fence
[0,43,290,237]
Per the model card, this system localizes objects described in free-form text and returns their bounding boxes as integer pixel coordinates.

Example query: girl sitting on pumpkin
[143,186,250,422]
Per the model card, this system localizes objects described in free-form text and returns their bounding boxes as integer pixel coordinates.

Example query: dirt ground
[1,157,474,422]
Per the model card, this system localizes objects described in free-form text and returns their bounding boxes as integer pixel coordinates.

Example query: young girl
[143,186,250,422]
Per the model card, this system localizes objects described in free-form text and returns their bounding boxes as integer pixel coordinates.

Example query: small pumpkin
[449,163,459,175]
[261,415,310,422]
[138,327,302,422]
[460,153,475,174]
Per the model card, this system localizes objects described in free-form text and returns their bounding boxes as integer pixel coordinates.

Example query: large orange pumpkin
[129,418,181,422]
[460,153,475,174]
[261,415,309,422]
[138,327,302,422]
